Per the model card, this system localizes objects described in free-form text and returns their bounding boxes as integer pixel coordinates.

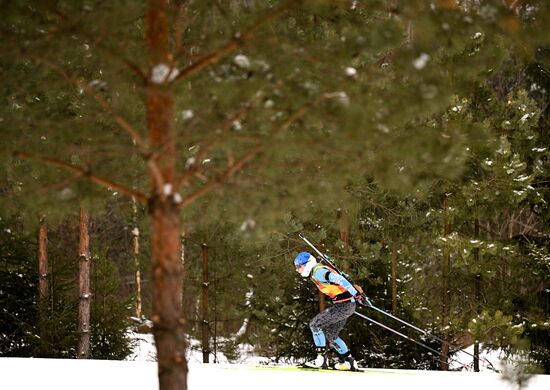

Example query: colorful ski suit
[309,265,358,356]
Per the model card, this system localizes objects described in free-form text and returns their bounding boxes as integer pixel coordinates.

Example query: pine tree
[2,1,550,387]
[0,215,38,357]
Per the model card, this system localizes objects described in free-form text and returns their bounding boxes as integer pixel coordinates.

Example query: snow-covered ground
[2,356,550,390]
[2,333,548,390]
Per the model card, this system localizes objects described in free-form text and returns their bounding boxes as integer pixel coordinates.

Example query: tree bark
[132,198,142,319]
[77,208,92,359]
[146,1,187,389]
[38,217,49,355]
[201,243,209,363]
[150,200,186,388]
[337,208,349,253]
[473,217,481,372]
[391,242,398,314]
[440,195,451,370]
[319,291,326,312]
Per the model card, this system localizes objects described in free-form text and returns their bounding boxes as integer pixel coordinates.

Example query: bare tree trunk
[147,1,187,388]
[440,194,451,371]
[473,217,481,372]
[319,291,327,312]
[77,208,92,359]
[201,243,209,363]
[337,208,349,252]
[132,197,142,319]
[320,208,349,313]
[150,201,186,388]
[391,242,398,314]
[38,217,49,355]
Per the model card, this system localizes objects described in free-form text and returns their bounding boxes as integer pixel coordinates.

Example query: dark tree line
[0,206,136,360]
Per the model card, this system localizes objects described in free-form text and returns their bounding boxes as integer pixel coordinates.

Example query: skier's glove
[364,296,373,307]
[354,294,369,306]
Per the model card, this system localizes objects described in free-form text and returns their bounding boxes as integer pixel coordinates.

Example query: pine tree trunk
[322,208,348,313]
[77,208,92,359]
[38,217,49,355]
[338,208,349,252]
[391,242,398,314]
[132,198,142,319]
[201,243,209,363]
[440,195,451,370]
[150,200,186,389]
[146,1,187,389]
[319,291,326,312]
[473,217,481,372]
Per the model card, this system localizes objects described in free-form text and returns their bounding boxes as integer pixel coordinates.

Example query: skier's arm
[324,271,359,296]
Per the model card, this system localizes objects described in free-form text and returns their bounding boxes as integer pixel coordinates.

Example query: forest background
[0,1,549,390]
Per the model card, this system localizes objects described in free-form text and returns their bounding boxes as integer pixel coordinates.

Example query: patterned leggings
[310,301,356,355]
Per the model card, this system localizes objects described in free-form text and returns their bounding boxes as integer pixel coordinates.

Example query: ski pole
[298,233,341,272]
[354,311,470,370]
[367,305,498,372]
[354,311,441,356]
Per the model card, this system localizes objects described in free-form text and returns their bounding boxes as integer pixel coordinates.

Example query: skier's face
[295,264,305,274]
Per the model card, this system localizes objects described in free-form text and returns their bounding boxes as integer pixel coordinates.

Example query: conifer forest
[1,1,549,390]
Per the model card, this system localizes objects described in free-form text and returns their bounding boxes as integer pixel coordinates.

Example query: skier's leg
[330,325,359,371]
[324,301,355,346]
[323,302,358,370]
[309,307,342,368]
[309,311,328,349]
[332,337,349,356]
[325,318,347,349]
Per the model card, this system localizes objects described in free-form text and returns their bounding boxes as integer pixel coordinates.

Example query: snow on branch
[172,0,302,83]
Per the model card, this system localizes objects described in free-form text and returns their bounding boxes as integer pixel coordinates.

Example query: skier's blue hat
[294,251,313,266]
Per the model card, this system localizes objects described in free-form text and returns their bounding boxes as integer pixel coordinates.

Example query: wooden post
[201,243,209,363]
[38,217,49,354]
[77,208,92,359]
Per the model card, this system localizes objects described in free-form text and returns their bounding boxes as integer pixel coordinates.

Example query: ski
[247,365,404,375]
[300,363,365,372]
[299,366,365,373]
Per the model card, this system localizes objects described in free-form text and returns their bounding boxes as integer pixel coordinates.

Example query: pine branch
[175,92,264,190]
[178,144,261,209]
[92,36,149,83]
[174,1,189,54]
[40,2,148,82]
[177,91,341,209]
[30,55,164,192]
[34,57,147,151]
[172,0,302,83]
[13,151,149,205]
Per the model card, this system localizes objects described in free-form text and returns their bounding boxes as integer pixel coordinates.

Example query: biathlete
[294,251,367,370]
